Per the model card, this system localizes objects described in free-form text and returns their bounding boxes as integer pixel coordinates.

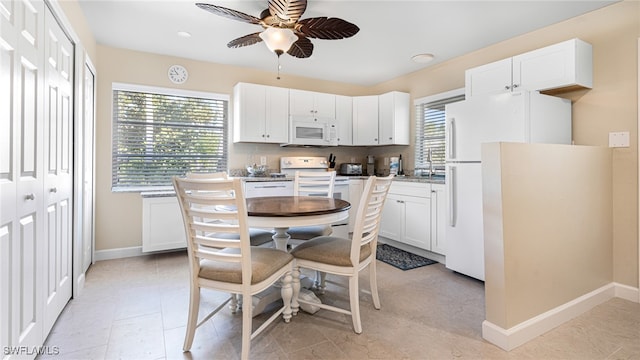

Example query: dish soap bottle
[398,154,404,176]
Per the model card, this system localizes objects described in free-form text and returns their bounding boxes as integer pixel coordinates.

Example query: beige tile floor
[42,250,639,359]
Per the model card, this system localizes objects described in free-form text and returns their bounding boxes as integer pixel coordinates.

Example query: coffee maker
[367,155,375,176]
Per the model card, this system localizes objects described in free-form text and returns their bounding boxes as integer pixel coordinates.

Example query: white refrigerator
[444,91,571,281]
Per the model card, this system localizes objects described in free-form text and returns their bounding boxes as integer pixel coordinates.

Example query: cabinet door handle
[505,85,511,90]
[266,134,270,138]
[25,193,35,200]
[50,187,57,193]
[512,84,520,89]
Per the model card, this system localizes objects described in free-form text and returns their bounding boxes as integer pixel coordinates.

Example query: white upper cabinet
[513,38,593,94]
[335,95,353,145]
[289,89,336,119]
[465,58,513,97]
[465,38,593,98]
[233,82,289,143]
[378,91,410,145]
[352,95,379,146]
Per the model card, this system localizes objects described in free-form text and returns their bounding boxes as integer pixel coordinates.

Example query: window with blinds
[112,85,228,191]
[414,92,465,175]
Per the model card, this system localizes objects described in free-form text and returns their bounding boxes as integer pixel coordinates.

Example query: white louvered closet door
[0,0,73,354]
[42,5,73,335]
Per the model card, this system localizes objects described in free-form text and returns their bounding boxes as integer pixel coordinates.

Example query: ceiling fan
[195,0,360,59]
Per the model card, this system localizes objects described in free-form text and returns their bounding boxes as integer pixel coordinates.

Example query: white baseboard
[482,282,639,351]
[94,246,144,261]
[613,282,640,302]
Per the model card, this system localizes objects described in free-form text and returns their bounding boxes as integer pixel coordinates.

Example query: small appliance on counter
[338,163,363,176]
[367,155,375,176]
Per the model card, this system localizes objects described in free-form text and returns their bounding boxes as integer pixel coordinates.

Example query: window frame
[414,88,465,176]
[111,83,230,192]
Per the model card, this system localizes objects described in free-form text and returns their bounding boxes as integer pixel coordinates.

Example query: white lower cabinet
[379,181,446,255]
[142,196,186,252]
[380,182,431,250]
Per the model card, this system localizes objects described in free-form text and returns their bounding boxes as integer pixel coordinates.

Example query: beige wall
[482,142,612,328]
[80,1,638,287]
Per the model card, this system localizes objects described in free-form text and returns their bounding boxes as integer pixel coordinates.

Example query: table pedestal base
[251,275,315,317]
[272,227,290,251]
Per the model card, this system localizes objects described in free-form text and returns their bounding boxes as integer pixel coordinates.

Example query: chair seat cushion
[290,236,371,267]
[199,248,293,284]
[248,228,275,246]
[210,229,274,247]
[286,225,332,240]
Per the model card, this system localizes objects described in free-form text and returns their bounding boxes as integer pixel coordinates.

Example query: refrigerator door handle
[448,166,457,227]
[448,117,456,159]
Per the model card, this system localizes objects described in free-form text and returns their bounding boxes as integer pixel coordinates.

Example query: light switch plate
[260,156,267,165]
[609,132,630,148]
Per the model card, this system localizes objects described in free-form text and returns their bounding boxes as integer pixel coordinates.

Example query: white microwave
[284,116,338,146]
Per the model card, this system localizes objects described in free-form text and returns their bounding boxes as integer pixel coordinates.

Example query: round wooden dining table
[245,196,351,316]
[246,196,351,251]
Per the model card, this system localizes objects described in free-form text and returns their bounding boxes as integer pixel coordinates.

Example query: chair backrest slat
[294,171,336,197]
[350,175,394,265]
[173,176,252,284]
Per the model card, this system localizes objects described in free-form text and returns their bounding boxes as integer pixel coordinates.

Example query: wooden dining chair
[173,177,297,360]
[186,172,274,247]
[286,170,337,241]
[290,175,394,334]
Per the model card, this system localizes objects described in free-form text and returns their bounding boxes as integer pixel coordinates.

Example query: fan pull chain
[277,56,281,80]
[275,49,283,80]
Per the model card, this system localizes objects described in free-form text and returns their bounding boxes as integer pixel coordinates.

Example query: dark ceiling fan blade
[268,0,307,23]
[196,3,262,25]
[297,17,360,40]
[287,36,313,58]
[227,32,263,48]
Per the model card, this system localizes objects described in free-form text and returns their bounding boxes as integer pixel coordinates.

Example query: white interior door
[2,0,47,351]
[42,5,73,335]
[1,0,74,352]
[82,60,95,273]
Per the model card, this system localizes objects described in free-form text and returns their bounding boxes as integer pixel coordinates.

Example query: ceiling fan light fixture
[412,53,435,63]
[259,27,298,54]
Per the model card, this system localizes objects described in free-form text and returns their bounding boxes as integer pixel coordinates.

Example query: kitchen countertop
[141,175,445,198]
[391,175,445,184]
[239,175,446,184]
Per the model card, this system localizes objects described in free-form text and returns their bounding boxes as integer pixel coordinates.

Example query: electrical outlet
[350,157,355,162]
[260,156,267,165]
[609,132,630,148]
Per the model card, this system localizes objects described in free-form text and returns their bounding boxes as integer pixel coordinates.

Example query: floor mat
[376,243,437,270]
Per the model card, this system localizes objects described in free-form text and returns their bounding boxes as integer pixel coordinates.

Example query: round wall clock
[168,64,188,84]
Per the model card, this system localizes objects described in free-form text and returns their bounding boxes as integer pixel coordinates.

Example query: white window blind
[112,86,228,190]
[414,92,464,175]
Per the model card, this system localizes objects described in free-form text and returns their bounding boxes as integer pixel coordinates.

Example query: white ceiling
[77,0,616,86]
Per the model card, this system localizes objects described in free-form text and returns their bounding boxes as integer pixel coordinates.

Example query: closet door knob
[25,193,35,200]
